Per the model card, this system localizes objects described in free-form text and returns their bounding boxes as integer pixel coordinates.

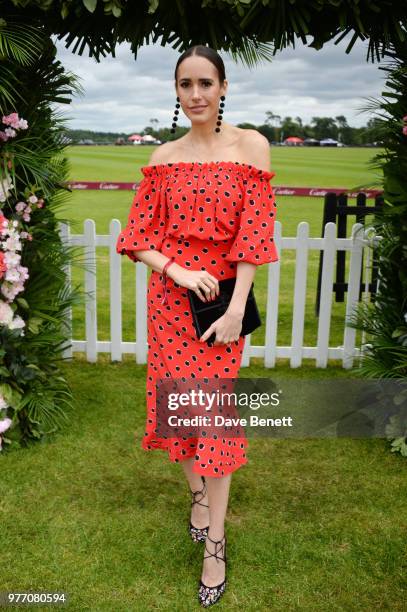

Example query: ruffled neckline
[141,160,275,181]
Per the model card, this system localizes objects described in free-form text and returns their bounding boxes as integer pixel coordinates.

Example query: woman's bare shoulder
[239,129,271,172]
[147,141,179,165]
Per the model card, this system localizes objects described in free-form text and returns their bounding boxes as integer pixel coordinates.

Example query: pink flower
[4,235,21,251]
[403,126,407,136]
[0,175,14,203]
[28,195,38,204]
[0,252,6,280]
[5,251,20,267]
[0,285,16,301]
[9,314,25,330]
[1,113,28,144]
[4,127,16,139]
[5,268,20,282]
[15,201,26,213]
[403,115,407,122]
[0,300,13,325]
[0,416,12,450]
[2,113,19,128]
[22,213,31,222]
[37,199,44,209]
[19,265,29,281]
[0,417,12,434]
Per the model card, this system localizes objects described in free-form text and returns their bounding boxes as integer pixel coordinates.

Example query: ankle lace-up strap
[190,480,209,509]
[203,534,226,565]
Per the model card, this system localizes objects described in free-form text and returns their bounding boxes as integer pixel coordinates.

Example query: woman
[116,45,278,607]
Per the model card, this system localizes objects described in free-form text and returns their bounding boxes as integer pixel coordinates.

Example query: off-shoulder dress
[116,161,279,477]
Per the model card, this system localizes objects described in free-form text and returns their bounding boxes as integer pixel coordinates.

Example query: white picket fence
[59,219,381,369]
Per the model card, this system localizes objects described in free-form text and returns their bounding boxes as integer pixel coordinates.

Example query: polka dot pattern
[142,234,248,478]
[116,161,279,478]
[116,161,279,266]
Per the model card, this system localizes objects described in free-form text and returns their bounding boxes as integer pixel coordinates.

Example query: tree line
[66,114,383,146]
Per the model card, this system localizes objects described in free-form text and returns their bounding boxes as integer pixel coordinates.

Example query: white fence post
[135,262,148,364]
[343,223,365,368]
[290,222,310,368]
[59,221,73,361]
[83,219,98,363]
[316,222,337,368]
[110,219,123,361]
[264,220,281,368]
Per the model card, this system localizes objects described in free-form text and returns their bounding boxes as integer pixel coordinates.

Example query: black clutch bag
[187,276,261,346]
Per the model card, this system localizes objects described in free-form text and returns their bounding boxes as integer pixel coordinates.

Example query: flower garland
[0,112,46,450]
[0,112,28,142]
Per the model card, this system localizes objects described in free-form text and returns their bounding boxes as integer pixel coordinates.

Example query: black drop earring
[170,96,180,134]
[215,95,225,133]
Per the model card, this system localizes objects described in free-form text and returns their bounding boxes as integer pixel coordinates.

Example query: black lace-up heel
[198,533,227,607]
[189,476,209,543]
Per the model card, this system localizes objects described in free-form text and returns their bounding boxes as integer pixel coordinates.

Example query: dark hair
[174,45,226,85]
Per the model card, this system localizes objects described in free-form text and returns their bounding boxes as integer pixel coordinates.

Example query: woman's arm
[128,248,185,278]
[131,145,186,275]
[226,262,257,318]
[226,131,272,318]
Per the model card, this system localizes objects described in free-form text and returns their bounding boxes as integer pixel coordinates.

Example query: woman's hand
[168,267,219,302]
[199,310,243,346]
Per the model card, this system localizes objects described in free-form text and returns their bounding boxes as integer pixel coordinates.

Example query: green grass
[66,144,382,188]
[61,145,382,354]
[0,359,405,611]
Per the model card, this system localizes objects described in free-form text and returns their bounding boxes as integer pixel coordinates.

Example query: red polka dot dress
[116,161,279,478]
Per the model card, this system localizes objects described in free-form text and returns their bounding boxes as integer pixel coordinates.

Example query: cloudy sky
[54,35,387,133]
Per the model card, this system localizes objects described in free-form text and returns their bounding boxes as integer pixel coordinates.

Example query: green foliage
[2,0,406,63]
[345,40,407,455]
[0,20,88,450]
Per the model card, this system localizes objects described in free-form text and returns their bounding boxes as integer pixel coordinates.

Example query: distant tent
[303,138,320,146]
[320,138,338,146]
[128,134,158,145]
[284,136,304,146]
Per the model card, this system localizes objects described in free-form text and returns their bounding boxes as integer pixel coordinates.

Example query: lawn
[60,145,382,355]
[0,359,405,611]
